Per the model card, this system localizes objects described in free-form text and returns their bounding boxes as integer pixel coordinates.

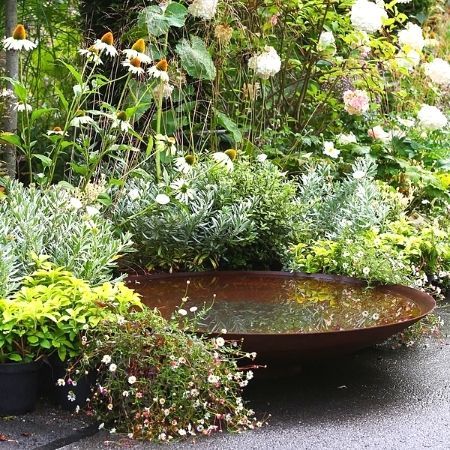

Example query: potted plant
[0,260,142,415]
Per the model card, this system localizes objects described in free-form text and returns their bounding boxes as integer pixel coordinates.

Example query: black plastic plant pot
[0,361,41,416]
[48,355,94,411]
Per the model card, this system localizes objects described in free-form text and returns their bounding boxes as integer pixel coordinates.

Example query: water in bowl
[131,273,422,334]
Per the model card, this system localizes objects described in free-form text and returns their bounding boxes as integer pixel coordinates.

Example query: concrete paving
[1,305,449,450]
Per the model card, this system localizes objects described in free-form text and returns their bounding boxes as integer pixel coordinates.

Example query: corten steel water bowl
[126,271,436,364]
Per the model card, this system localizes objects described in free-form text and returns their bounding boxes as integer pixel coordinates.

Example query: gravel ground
[1,306,449,450]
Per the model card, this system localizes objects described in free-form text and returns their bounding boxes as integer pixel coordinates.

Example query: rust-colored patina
[126,271,436,364]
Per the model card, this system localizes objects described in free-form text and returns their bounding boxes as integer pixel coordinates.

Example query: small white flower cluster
[188,0,219,20]
[398,22,425,52]
[417,105,448,131]
[323,141,340,159]
[423,58,450,86]
[248,46,281,80]
[350,0,387,34]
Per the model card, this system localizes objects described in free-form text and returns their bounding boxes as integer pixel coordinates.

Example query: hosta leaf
[175,35,216,81]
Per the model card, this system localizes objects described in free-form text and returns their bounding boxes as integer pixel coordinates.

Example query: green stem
[155,83,164,182]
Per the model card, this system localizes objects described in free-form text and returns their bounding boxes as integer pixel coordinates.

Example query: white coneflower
[174,155,195,174]
[188,0,219,20]
[14,102,32,112]
[122,56,145,75]
[122,38,152,64]
[148,59,170,82]
[70,111,94,128]
[111,111,132,133]
[155,134,177,155]
[248,46,281,79]
[47,126,65,136]
[93,32,118,57]
[2,24,37,51]
[212,151,234,171]
[78,46,103,65]
[170,178,196,204]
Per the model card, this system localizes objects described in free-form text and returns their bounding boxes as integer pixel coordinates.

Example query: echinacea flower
[78,46,103,65]
[111,111,132,133]
[155,134,177,155]
[47,126,65,136]
[174,155,195,174]
[70,111,94,128]
[248,46,281,79]
[122,38,152,64]
[170,178,196,204]
[188,0,219,20]
[2,24,37,51]
[212,151,234,171]
[148,59,169,82]
[14,102,32,112]
[122,57,145,75]
[93,32,118,57]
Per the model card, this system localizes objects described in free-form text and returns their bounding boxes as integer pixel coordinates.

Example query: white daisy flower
[70,113,94,128]
[170,178,196,204]
[127,375,137,385]
[174,155,195,174]
[2,24,37,51]
[122,57,145,75]
[148,59,169,82]
[47,126,65,136]
[111,111,133,133]
[212,151,234,172]
[78,47,103,65]
[122,38,152,64]
[14,102,32,112]
[92,32,118,57]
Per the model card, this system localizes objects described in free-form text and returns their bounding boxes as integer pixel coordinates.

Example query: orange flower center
[225,149,238,161]
[116,111,127,121]
[131,39,146,53]
[53,126,62,132]
[13,24,27,40]
[185,155,196,166]
[156,59,168,72]
[130,57,141,68]
[100,32,114,45]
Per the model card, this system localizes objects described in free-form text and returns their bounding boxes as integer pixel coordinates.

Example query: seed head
[100,32,114,45]
[156,59,169,72]
[13,24,27,40]
[131,38,146,53]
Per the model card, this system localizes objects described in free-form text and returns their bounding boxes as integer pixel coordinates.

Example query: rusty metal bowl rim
[125,270,436,337]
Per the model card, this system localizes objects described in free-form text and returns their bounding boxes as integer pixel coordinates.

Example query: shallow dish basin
[126,271,436,363]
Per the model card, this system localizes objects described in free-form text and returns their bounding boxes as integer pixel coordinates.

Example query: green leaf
[31,108,56,123]
[33,154,52,167]
[8,353,23,362]
[214,110,242,143]
[0,132,22,147]
[60,61,83,84]
[175,35,216,81]
[139,3,187,37]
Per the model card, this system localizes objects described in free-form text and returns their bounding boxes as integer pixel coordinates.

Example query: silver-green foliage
[0,180,133,295]
[296,158,394,240]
